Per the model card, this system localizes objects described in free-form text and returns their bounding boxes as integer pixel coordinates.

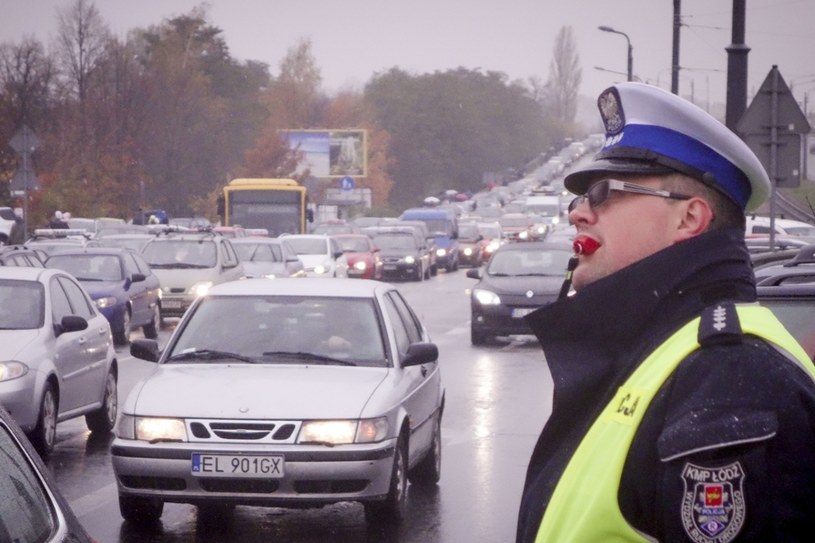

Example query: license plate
[384,265,397,271]
[512,307,535,318]
[191,453,284,478]
[162,300,183,309]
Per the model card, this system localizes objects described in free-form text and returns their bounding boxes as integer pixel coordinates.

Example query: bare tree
[56,0,111,105]
[274,38,323,127]
[542,26,582,125]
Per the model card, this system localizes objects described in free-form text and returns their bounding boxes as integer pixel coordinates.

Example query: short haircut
[656,173,746,231]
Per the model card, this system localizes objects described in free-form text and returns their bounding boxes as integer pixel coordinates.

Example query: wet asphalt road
[46,269,554,542]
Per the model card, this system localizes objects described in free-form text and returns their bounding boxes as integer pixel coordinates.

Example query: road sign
[737,66,811,188]
[339,176,355,191]
[9,125,40,154]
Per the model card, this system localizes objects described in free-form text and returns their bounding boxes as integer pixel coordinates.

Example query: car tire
[424,264,431,280]
[415,263,424,282]
[119,494,163,524]
[85,368,118,434]
[114,307,131,346]
[471,324,491,346]
[430,263,438,276]
[408,414,441,485]
[30,382,58,456]
[365,432,408,523]
[142,303,160,339]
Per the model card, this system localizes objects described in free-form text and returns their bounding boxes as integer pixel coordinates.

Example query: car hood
[479,274,564,295]
[152,268,218,288]
[0,330,40,358]
[241,261,287,277]
[297,254,331,268]
[129,364,390,419]
[79,280,123,298]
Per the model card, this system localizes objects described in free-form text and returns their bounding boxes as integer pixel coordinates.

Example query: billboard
[281,129,367,179]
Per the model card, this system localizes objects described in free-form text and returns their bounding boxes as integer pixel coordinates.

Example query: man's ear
[675,197,714,241]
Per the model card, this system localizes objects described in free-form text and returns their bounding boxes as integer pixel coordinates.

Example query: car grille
[188,420,300,443]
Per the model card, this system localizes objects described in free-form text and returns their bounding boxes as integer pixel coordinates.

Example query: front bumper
[111,438,397,507]
[159,295,194,318]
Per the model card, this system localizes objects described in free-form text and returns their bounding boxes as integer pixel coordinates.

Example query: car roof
[207,277,391,298]
[230,237,284,245]
[44,247,134,257]
[493,241,572,252]
[0,265,61,281]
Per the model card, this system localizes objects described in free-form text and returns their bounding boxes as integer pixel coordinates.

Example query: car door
[122,251,149,325]
[382,291,441,462]
[49,275,100,412]
[219,239,244,282]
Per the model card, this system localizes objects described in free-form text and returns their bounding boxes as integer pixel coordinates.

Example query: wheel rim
[42,390,57,448]
[395,444,407,506]
[122,308,131,335]
[104,373,118,425]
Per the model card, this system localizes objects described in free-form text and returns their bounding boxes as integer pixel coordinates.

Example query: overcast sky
[4,0,815,115]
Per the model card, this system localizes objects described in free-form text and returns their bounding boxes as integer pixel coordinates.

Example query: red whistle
[573,236,600,256]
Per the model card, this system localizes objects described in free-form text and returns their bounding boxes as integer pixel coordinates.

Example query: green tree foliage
[364,67,551,209]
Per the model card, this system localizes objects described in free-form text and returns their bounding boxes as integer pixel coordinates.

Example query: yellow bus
[217,178,312,236]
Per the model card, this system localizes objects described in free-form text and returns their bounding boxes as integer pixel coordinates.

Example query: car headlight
[313,262,331,274]
[263,273,277,279]
[463,247,473,256]
[126,416,188,442]
[485,241,500,253]
[0,361,29,382]
[551,216,561,225]
[518,231,529,240]
[436,248,447,257]
[473,288,501,305]
[189,281,213,297]
[94,296,117,309]
[404,255,415,264]
[353,261,367,271]
[298,417,388,445]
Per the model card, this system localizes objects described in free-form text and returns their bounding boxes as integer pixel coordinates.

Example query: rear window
[0,280,44,329]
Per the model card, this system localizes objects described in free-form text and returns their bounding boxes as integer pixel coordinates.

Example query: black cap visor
[564,158,677,195]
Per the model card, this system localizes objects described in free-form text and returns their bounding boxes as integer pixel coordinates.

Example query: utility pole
[671,0,681,94]
[725,0,749,130]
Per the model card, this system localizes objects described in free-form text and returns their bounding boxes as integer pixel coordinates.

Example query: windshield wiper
[262,351,356,366]
[167,349,259,364]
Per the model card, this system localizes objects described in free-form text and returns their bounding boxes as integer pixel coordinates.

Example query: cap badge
[598,87,625,135]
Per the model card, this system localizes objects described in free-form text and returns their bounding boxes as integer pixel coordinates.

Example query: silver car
[0,267,118,455]
[113,278,443,524]
[140,231,245,321]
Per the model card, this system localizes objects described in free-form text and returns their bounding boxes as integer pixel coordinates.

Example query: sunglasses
[568,179,691,213]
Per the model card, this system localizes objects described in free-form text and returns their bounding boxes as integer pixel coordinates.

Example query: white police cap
[564,82,770,212]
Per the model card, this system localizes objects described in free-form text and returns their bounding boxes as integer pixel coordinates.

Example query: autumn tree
[365,68,550,209]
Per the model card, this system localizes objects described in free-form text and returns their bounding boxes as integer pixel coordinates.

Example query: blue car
[45,247,161,345]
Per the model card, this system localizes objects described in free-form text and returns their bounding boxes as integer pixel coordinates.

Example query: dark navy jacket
[517,228,815,542]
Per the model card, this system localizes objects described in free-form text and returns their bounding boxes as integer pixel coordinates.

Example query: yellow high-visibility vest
[536,304,815,542]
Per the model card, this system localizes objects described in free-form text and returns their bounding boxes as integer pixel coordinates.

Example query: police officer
[516,82,815,543]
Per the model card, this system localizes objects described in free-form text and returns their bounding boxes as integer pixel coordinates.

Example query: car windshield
[373,234,415,250]
[458,223,481,240]
[0,280,44,329]
[285,237,328,255]
[169,295,387,366]
[142,239,217,268]
[338,237,371,252]
[234,243,282,263]
[487,249,572,277]
[47,254,123,281]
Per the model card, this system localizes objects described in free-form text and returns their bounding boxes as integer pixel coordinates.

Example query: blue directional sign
[339,176,355,191]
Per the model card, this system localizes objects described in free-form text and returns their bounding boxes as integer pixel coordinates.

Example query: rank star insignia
[681,461,746,543]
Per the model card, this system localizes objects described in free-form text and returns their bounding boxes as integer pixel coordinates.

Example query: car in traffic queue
[0,245,46,267]
[112,278,444,525]
[231,237,306,278]
[753,244,815,286]
[334,233,384,280]
[24,228,91,257]
[477,221,504,262]
[140,229,245,321]
[457,221,485,267]
[45,247,162,345]
[281,234,349,278]
[370,227,431,281]
[92,232,155,253]
[498,212,536,242]
[0,267,118,455]
[466,241,573,345]
[757,282,815,360]
[0,403,94,542]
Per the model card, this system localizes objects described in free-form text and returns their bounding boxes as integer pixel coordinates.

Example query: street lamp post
[598,25,633,82]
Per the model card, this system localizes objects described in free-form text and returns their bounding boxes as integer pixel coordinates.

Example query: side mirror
[131,272,146,283]
[402,342,439,367]
[130,338,160,363]
[55,315,88,336]
[466,268,481,279]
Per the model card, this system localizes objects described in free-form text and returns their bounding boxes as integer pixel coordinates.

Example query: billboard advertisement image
[281,129,366,178]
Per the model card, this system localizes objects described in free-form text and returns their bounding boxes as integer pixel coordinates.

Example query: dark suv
[371,227,431,281]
